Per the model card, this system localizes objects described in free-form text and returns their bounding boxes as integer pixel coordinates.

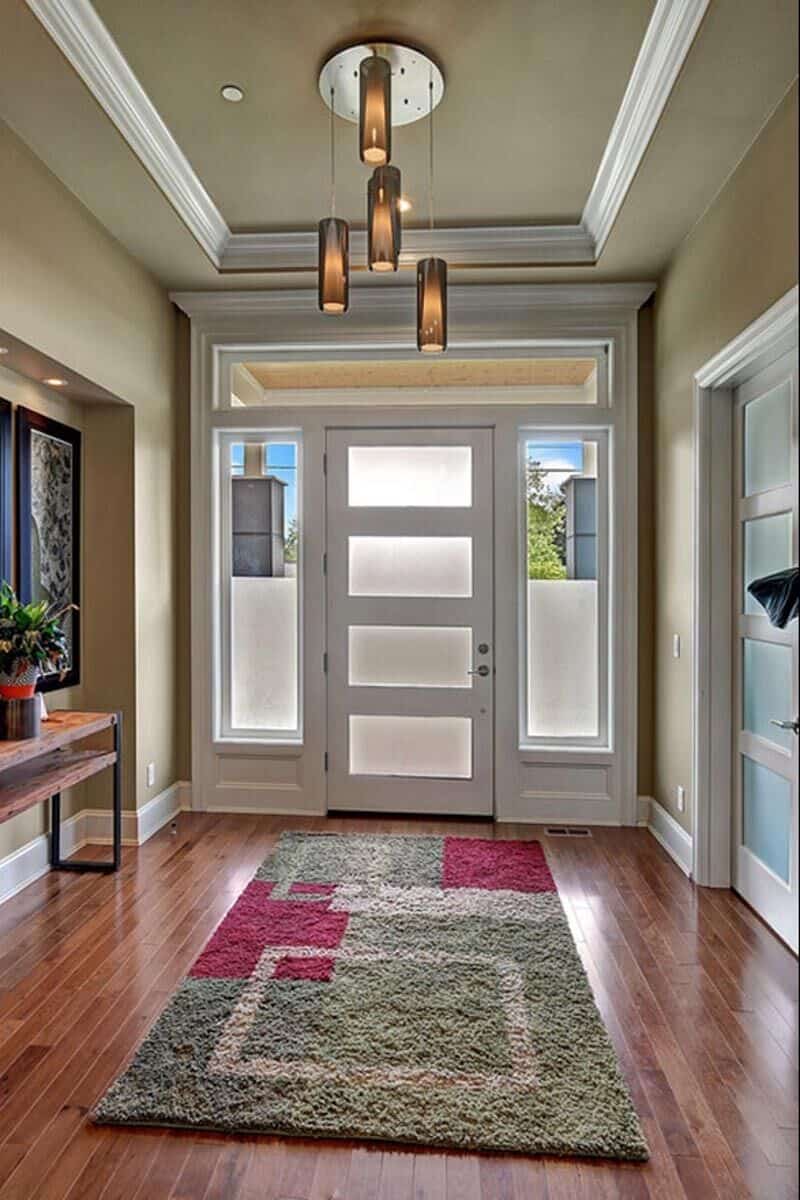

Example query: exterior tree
[526,458,566,580]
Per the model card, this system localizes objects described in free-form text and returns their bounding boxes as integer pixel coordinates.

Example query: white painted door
[733,348,799,951]
[325,427,494,814]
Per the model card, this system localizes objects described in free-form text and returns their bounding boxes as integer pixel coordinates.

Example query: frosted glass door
[326,428,494,815]
[732,348,798,952]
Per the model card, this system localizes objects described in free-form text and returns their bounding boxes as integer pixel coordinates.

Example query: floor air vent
[544,826,592,838]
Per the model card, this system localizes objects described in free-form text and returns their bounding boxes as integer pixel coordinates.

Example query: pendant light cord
[330,86,336,217]
[428,73,434,234]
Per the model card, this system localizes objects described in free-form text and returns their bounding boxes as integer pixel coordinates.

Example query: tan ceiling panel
[0,0,796,289]
[89,0,654,230]
[245,357,597,390]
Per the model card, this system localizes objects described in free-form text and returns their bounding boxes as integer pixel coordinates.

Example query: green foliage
[526,459,567,580]
[0,581,75,678]
[527,504,566,579]
[284,518,298,564]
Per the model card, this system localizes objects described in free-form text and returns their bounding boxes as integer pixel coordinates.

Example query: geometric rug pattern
[93,832,649,1160]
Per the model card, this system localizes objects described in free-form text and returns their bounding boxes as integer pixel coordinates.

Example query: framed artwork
[0,399,10,584]
[15,406,81,692]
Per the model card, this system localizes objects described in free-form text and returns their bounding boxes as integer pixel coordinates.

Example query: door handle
[770,718,799,735]
[468,665,490,677]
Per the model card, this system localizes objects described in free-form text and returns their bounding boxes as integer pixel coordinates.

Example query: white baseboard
[198,803,326,817]
[0,809,86,905]
[0,779,190,907]
[644,796,693,877]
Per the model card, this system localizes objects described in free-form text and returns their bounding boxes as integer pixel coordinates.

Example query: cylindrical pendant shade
[417,257,447,353]
[318,217,349,313]
[359,55,391,166]
[368,165,401,272]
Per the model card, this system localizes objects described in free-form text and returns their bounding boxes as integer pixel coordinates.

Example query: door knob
[770,717,799,735]
[468,665,490,677]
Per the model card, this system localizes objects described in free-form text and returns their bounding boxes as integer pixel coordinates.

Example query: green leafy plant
[0,581,75,679]
[284,517,298,565]
[526,459,567,580]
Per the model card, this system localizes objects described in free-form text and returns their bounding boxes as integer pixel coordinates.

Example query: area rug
[93,832,648,1159]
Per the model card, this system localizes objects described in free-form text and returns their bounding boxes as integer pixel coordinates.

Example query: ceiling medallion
[316,42,447,352]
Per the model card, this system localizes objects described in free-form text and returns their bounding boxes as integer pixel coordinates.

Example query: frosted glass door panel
[349,446,472,507]
[349,715,472,778]
[743,513,793,614]
[743,639,794,750]
[742,755,792,882]
[349,626,472,688]
[744,381,792,495]
[349,536,472,597]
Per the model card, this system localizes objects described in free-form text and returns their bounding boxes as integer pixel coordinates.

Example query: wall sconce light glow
[397,196,413,213]
[220,84,244,102]
[0,347,8,356]
[43,377,67,387]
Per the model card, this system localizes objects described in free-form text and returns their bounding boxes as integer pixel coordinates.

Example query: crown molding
[25,0,228,266]
[170,282,656,320]
[581,0,710,256]
[221,224,596,272]
[28,0,707,274]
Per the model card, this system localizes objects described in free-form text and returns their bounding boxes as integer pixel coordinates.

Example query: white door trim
[181,283,644,825]
[692,285,799,887]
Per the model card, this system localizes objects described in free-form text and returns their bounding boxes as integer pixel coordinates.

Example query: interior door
[325,427,493,815]
[733,347,799,952]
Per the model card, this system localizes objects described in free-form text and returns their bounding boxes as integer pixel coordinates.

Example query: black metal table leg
[50,791,61,868]
[50,710,122,874]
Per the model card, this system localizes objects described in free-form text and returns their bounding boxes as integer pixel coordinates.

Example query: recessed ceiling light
[397,196,413,213]
[221,84,244,103]
[43,377,67,387]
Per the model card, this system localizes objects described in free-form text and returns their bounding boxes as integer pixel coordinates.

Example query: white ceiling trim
[170,283,656,319]
[25,0,228,266]
[221,224,595,272]
[26,0,709,273]
[582,0,710,256]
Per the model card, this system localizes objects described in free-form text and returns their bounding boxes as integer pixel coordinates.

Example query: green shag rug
[93,832,648,1160]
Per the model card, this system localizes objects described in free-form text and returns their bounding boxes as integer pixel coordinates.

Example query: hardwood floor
[0,813,796,1200]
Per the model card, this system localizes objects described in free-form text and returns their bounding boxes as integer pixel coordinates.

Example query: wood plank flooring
[0,813,796,1200]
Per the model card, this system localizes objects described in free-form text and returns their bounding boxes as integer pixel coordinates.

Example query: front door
[733,347,799,952]
[325,427,494,815]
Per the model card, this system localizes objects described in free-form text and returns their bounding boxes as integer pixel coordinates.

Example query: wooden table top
[0,711,117,774]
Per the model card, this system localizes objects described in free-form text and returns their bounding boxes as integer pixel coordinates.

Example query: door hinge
[323,452,327,475]
[324,751,329,772]
[322,552,327,575]
[323,651,328,674]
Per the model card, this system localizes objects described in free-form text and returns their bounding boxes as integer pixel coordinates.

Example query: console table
[0,710,122,872]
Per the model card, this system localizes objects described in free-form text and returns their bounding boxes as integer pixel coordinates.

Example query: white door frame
[692,285,799,887]
[173,282,651,824]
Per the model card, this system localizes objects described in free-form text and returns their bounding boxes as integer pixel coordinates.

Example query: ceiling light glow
[44,377,67,386]
[220,84,244,103]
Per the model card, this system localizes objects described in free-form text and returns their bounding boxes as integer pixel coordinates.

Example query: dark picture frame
[15,406,81,692]
[0,399,11,584]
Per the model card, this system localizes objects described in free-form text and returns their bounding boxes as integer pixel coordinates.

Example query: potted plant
[0,581,74,700]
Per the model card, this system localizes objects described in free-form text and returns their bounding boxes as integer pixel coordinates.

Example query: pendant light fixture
[359,54,391,166]
[318,87,349,313]
[368,164,401,271]
[417,75,447,353]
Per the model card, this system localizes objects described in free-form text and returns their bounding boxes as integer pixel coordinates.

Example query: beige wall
[653,83,798,832]
[0,116,179,860]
